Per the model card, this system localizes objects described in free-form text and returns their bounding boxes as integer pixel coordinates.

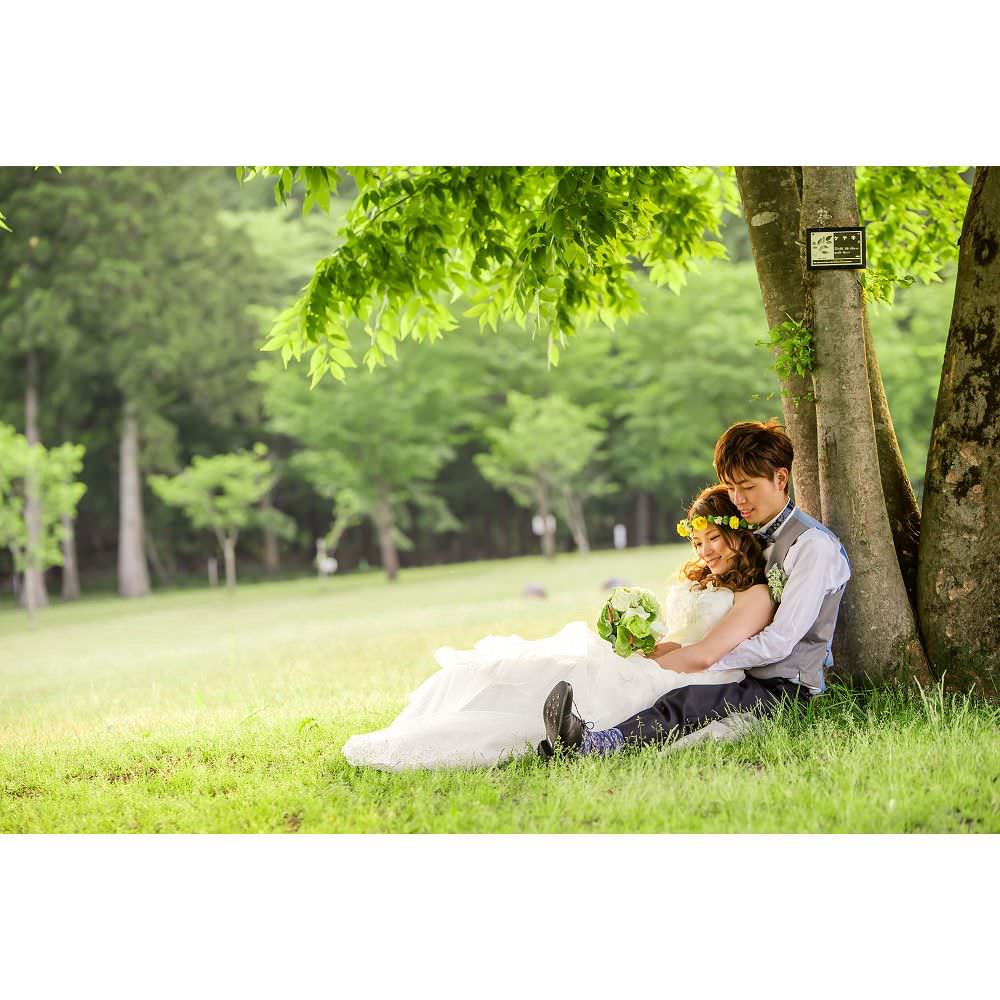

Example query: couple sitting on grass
[343,419,851,771]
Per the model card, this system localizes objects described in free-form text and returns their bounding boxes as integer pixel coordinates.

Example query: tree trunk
[735,166,822,519]
[58,417,81,601]
[373,485,400,581]
[863,310,922,610]
[60,512,81,600]
[536,479,556,560]
[222,533,238,590]
[22,349,48,614]
[261,490,280,575]
[918,166,1000,693]
[117,399,150,597]
[801,166,932,685]
[563,490,590,554]
[144,527,172,587]
[635,490,651,547]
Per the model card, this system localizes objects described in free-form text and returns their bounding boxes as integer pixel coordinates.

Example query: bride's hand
[645,641,681,658]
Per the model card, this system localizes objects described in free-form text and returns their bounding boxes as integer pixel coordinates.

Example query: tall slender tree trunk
[261,490,280,575]
[117,399,150,597]
[635,490,651,547]
[373,484,400,581]
[536,478,556,559]
[918,166,1000,693]
[863,310,922,609]
[563,490,590,554]
[735,166,822,518]
[222,533,238,590]
[22,349,48,613]
[57,419,81,601]
[801,167,932,684]
[60,512,80,600]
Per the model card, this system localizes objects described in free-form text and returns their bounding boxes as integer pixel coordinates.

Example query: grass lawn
[1,545,997,833]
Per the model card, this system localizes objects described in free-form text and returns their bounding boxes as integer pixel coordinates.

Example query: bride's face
[691,524,736,575]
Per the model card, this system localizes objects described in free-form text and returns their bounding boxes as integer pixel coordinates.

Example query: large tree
[918,168,1000,692]
[242,165,996,693]
[799,167,931,684]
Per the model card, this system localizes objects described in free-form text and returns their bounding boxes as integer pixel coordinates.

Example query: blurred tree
[58,168,274,596]
[0,422,86,617]
[257,335,472,582]
[149,445,292,590]
[0,167,88,605]
[475,392,609,558]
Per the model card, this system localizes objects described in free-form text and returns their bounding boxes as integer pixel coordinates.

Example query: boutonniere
[767,565,788,603]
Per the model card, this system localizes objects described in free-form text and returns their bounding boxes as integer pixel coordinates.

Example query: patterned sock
[579,727,626,756]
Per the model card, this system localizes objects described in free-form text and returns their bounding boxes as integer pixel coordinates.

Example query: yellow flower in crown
[691,515,708,532]
[729,515,741,529]
[676,520,689,538]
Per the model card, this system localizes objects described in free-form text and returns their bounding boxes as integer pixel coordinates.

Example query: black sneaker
[538,681,587,757]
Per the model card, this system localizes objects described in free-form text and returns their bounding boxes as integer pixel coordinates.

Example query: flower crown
[676,514,755,538]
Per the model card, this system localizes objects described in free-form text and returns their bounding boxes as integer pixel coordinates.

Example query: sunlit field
[2,546,997,833]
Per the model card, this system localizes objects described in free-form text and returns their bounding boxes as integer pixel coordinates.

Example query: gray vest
[748,512,848,692]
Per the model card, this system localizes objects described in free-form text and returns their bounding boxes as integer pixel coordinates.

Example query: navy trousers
[615,674,810,747]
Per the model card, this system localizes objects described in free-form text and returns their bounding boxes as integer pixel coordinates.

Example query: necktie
[756,499,795,547]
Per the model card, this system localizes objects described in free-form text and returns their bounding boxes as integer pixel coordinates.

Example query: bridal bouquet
[596,586,665,658]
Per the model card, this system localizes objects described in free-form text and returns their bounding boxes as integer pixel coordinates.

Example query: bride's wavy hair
[681,485,767,592]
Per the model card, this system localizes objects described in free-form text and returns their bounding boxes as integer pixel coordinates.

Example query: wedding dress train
[342,582,744,771]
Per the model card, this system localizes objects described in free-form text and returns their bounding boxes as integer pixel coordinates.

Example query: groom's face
[724,469,789,526]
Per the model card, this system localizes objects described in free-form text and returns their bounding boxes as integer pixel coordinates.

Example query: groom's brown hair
[714,419,793,491]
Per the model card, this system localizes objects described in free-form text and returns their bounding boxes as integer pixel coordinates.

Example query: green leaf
[376,329,398,359]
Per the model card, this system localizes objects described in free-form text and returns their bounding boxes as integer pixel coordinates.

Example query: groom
[539,419,851,758]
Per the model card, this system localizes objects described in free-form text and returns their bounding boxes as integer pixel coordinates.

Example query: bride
[342,485,773,771]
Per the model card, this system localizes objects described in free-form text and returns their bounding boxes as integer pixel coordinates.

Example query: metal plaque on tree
[806,227,867,270]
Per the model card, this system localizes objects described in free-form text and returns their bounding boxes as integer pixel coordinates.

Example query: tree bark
[918,166,1000,693]
[60,512,81,600]
[635,490,651,547]
[374,484,400,581]
[863,309,922,610]
[22,349,48,613]
[801,167,932,685]
[117,399,151,597]
[735,166,822,519]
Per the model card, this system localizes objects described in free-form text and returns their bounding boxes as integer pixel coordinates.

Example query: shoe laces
[573,699,593,731]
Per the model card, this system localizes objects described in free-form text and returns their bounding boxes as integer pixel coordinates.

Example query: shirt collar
[755,497,796,546]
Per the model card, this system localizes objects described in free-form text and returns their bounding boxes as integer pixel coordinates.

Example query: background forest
[0,167,952,601]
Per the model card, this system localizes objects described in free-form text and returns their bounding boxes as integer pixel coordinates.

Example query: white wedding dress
[342,582,745,771]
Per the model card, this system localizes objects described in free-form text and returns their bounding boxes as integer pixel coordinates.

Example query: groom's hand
[646,641,681,658]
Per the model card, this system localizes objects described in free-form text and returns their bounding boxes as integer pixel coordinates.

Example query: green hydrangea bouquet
[596,586,665,658]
